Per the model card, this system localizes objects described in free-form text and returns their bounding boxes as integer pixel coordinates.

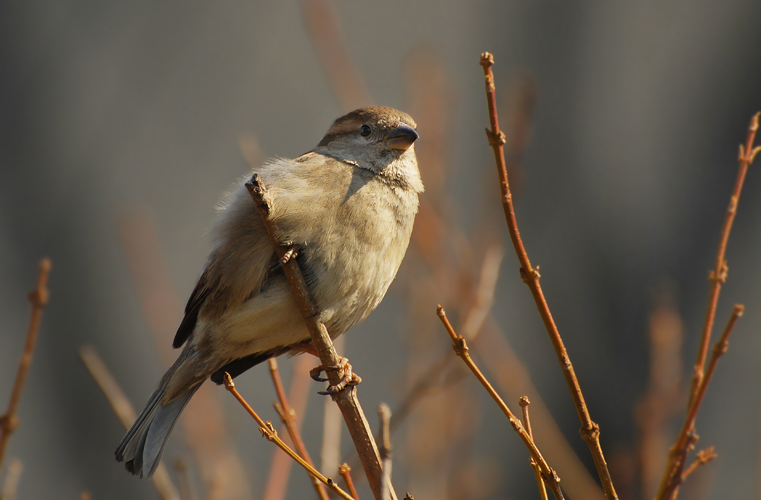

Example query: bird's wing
[172,268,211,348]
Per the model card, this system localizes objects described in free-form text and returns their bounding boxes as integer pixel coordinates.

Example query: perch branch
[0,258,51,472]
[245,174,394,500]
[479,51,617,500]
[656,305,744,499]
[690,112,759,402]
[269,359,330,500]
[437,306,564,500]
[223,374,354,500]
[78,345,179,500]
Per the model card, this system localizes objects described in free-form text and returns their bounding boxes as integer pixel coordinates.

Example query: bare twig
[0,258,50,472]
[479,52,617,500]
[0,458,23,500]
[321,335,346,477]
[437,306,564,500]
[690,113,760,402]
[378,404,392,500]
[339,464,360,500]
[520,397,549,500]
[245,174,395,500]
[78,345,179,500]
[268,358,330,500]
[657,305,744,498]
[222,374,354,500]
[298,0,371,112]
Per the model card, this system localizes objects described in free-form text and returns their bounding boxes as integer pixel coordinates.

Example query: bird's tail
[115,357,203,479]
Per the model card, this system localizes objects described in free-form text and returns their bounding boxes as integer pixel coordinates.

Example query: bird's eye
[360,125,372,137]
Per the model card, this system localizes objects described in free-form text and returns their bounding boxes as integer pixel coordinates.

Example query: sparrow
[115,106,423,478]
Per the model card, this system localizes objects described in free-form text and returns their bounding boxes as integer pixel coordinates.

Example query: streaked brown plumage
[116,106,423,478]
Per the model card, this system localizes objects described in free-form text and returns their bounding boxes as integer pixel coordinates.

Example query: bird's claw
[310,357,362,395]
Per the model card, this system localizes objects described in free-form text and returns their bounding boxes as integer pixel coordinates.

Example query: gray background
[2,1,761,499]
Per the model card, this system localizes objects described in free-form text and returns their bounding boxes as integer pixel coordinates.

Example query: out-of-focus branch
[0,258,51,472]
[479,52,617,500]
[0,458,23,500]
[268,358,329,500]
[299,0,371,112]
[378,404,392,500]
[223,374,354,500]
[78,345,179,500]
[246,175,395,500]
[656,305,744,499]
[174,459,197,500]
[118,210,252,500]
[437,306,564,500]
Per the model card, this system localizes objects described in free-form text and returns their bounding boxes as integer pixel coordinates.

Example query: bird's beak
[386,124,419,151]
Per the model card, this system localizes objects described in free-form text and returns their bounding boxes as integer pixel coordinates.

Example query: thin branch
[437,306,565,500]
[78,345,179,500]
[339,464,360,500]
[378,404,392,500]
[479,52,617,500]
[520,397,549,500]
[245,174,395,500]
[690,113,759,402]
[656,305,744,499]
[0,258,51,472]
[269,359,330,500]
[222,374,354,500]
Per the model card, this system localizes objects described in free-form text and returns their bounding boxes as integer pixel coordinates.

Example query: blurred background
[2,1,761,499]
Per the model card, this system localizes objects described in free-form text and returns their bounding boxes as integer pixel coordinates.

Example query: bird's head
[314,107,423,192]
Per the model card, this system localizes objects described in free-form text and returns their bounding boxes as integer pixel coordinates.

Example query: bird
[115,106,423,478]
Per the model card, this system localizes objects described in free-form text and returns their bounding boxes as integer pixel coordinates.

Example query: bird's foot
[269,243,299,271]
[310,357,362,395]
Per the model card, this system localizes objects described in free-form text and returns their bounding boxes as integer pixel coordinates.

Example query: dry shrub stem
[0,258,51,473]
[245,174,395,500]
[268,359,330,500]
[657,306,744,498]
[479,52,618,499]
[79,346,180,500]
[437,306,565,500]
[378,404,392,500]
[339,464,360,500]
[690,113,760,403]
[222,375,354,500]
[520,397,549,500]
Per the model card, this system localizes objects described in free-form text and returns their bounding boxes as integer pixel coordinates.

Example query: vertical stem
[479,52,618,500]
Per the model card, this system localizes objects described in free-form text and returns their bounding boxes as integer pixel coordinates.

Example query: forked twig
[681,447,717,483]
[656,306,744,498]
[78,345,179,500]
[339,464,360,500]
[0,258,51,472]
[437,306,564,500]
[268,359,329,500]
[690,113,760,402]
[245,174,395,500]
[222,374,354,500]
[479,52,617,500]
